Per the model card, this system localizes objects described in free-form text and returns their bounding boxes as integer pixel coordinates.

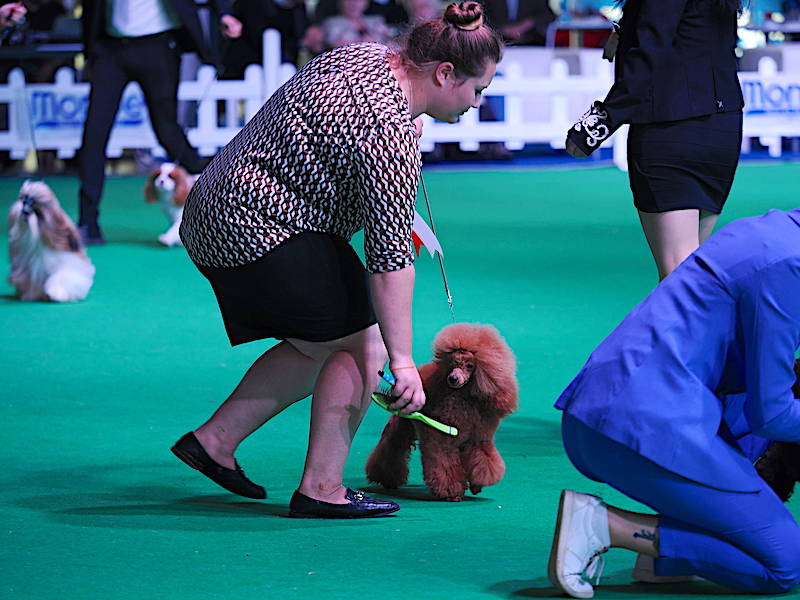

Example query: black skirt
[627,111,743,214]
[197,232,377,346]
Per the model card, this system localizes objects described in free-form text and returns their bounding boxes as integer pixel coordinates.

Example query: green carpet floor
[1,164,798,600]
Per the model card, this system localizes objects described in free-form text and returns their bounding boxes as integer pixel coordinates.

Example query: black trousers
[78,31,205,230]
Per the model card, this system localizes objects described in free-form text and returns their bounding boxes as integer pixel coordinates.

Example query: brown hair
[396,2,503,79]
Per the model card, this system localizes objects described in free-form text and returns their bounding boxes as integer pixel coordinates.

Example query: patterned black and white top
[180,43,421,273]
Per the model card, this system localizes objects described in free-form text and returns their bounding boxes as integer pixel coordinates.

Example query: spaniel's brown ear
[144,168,160,203]
[170,166,191,207]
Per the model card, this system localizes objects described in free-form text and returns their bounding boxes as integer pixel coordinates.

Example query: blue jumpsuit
[555,208,800,593]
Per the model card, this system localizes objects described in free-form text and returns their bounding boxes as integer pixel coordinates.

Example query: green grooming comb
[371,391,459,437]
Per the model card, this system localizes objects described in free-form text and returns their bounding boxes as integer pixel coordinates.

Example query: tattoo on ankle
[633,529,656,542]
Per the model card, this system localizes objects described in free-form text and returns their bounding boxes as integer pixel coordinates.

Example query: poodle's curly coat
[366,323,519,500]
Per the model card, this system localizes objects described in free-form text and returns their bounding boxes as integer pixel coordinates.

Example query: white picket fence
[1,29,799,170]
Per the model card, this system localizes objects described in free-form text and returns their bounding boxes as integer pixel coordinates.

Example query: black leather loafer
[171,431,266,499]
[288,488,400,518]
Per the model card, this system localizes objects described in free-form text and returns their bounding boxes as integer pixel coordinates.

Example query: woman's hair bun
[398,0,502,79]
[444,1,484,31]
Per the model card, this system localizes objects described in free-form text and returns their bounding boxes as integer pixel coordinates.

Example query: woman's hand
[388,366,426,414]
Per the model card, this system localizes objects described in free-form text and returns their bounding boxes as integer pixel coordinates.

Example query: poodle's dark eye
[466,364,475,371]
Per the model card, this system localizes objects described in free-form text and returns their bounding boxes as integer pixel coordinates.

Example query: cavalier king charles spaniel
[143,162,192,247]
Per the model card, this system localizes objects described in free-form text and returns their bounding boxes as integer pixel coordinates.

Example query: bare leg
[295,324,387,503]
[194,340,328,469]
[698,210,719,244]
[638,209,701,281]
[608,505,659,557]
[194,323,386,504]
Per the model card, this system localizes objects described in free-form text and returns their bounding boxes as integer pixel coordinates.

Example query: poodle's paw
[423,453,468,499]
[469,483,484,495]
[466,446,506,489]
[365,457,409,490]
[426,477,467,500]
[367,471,407,490]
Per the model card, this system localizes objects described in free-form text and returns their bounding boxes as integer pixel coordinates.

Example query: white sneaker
[548,490,611,599]
[632,554,701,583]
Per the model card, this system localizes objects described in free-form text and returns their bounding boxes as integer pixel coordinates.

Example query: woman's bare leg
[293,324,388,503]
[193,323,386,503]
[698,210,720,244]
[194,340,329,469]
[638,209,701,281]
[608,505,660,557]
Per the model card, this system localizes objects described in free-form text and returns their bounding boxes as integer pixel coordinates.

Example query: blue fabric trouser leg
[561,414,800,594]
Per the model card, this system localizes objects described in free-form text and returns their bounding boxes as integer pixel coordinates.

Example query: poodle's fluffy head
[441,349,477,390]
[432,323,519,414]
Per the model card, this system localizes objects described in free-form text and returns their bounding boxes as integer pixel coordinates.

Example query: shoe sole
[287,506,401,519]
[171,443,267,500]
[548,489,594,599]
[171,444,205,472]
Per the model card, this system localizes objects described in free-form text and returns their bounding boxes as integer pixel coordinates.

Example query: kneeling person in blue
[549,207,800,597]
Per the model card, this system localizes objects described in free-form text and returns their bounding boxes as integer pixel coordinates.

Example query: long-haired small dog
[143,162,192,247]
[366,323,519,500]
[8,180,95,302]
[755,359,800,501]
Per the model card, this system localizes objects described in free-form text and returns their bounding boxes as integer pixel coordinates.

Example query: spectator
[76,0,242,245]
[222,0,309,76]
[484,0,555,46]
[25,0,65,32]
[365,0,408,24]
[315,0,408,26]
[403,0,440,24]
[322,0,392,49]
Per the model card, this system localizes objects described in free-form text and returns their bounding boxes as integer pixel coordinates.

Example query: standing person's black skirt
[197,232,377,346]
[627,110,743,214]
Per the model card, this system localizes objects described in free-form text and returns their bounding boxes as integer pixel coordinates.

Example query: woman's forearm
[369,265,415,367]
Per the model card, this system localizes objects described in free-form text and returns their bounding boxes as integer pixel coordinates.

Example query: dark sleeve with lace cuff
[566,101,620,157]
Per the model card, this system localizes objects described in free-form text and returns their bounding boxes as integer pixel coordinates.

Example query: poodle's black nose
[448,375,459,385]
